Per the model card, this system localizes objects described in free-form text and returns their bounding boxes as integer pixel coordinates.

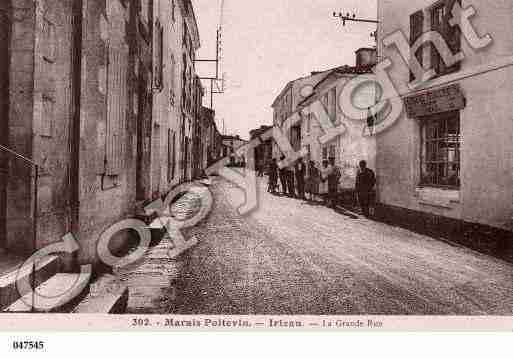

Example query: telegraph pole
[196,28,224,109]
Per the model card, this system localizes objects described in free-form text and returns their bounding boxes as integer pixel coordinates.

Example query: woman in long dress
[319,160,330,203]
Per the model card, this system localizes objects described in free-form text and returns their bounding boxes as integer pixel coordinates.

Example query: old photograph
[0,0,512,330]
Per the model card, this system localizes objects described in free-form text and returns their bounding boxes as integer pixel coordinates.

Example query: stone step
[0,255,61,311]
[73,274,128,314]
[4,272,90,313]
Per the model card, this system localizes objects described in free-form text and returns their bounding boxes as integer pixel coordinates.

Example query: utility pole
[196,28,224,109]
[196,0,226,110]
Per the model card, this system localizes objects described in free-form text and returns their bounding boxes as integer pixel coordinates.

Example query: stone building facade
[0,0,206,272]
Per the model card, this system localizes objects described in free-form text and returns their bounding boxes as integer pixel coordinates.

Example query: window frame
[419,110,461,189]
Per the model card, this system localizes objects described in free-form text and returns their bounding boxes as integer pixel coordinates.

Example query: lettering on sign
[404,84,466,118]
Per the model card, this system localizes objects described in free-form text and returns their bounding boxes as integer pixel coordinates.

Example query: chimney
[355,48,377,67]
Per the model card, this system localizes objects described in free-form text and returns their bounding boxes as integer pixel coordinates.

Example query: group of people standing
[266,157,376,216]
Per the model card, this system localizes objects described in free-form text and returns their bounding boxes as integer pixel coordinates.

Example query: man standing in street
[279,156,288,195]
[295,158,306,199]
[327,157,341,209]
[355,160,376,217]
[268,158,278,193]
[287,162,296,198]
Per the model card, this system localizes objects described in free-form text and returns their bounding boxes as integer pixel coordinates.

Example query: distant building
[297,63,376,189]
[249,125,273,173]
[222,135,248,167]
[271,51,378,190]
[198,106,221,169]
[271,71,330,159]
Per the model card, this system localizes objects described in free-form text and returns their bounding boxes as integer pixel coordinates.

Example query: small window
[322,147,328,161]
[329,88,337,122]
[420,110,461,187]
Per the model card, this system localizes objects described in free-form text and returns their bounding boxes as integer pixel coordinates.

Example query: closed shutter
[154,21,163,90]
[167,129,171,182]
[410,10,424,82]
[172,131,176,179]
[170,55,176,106]
[329,88,337,122]
[106,43,129,175]
[443,0,461,73]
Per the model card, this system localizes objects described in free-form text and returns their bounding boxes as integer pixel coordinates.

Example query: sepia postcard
[0,0,512,333]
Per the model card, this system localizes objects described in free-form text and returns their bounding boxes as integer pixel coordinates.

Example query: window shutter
[410,10,424,82]
[443,0,462,73]
[329,88,337,122]
[106,42,129,175]
[167,129,171,182]
[172,131,176,179]
[170,55,175,106]
[154,21,163,90]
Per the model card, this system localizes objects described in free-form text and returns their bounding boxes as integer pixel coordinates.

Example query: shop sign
[404,84,466,118]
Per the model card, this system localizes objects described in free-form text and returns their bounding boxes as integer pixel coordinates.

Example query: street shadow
[300,200,325,207]
[333,207,360,220]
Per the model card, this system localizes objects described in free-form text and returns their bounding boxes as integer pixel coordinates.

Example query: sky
[191,0,377,140]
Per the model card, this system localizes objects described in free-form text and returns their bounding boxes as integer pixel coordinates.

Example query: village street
[170,177,513,315]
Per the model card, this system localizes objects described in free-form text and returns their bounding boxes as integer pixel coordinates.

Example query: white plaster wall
[376,0,513,230]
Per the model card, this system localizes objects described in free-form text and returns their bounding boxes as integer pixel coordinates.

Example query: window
[183,20,188,46]
[409,10,424,82]
[328,88,336,122]
[290,125,301,151]
[40,94,55,137]
[140,0,150,25]
[305,144,311,163]
[171,0,176,22]
[430,0,461,76]
[322,147,328,161]
[154,20,164,91]
[329,144,336,160]
[105,42,129,175]
[420,110,460,187]
[322,144,336,162]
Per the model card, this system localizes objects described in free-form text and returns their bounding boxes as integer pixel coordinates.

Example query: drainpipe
[31,165,38,312]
